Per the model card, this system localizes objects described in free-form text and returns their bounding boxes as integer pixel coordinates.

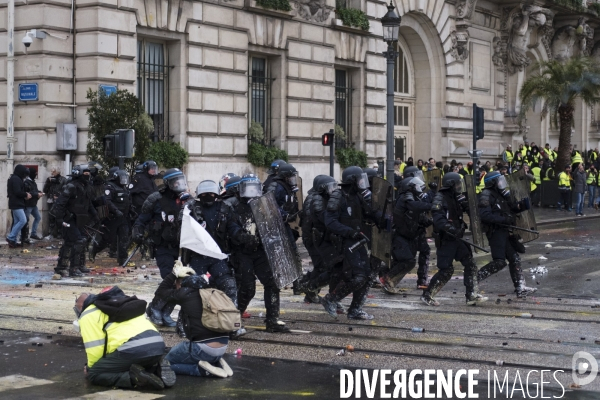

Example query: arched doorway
[393,13,446,162]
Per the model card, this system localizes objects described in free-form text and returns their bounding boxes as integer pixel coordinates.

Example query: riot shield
[250,191,303,289]
[506,169,539,243]
[423,170,441,238]
[423,169,442,188]
[464,175,485,252]
[371,177,393,267]
[288,176,303,238]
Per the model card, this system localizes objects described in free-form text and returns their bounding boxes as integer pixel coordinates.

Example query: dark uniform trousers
[427,238,477,297]
[155,245,180,278]
[329,241,371,313]
[87,352,162,388]
[236,248,280,324]
[477,229,523,287]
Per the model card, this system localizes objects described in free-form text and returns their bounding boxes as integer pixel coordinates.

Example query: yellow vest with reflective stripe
[476,172,486,194]
[399,163,406,174]
[503,150,513,163]
[591,152,598,162]
[558,172,570,188]
[586,170,596,185]
[79,304,160,368]
[571,151,583,165]
[531,167,542,185]
[530,181,537,192]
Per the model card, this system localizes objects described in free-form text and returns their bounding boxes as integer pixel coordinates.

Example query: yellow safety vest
[571,151,583,165]
[79,305,161,368]
[399,163,406,174]
[591,152,598,162]
[531,167,541,185]
[530,181,537,192]
[421,166,427,172]
[586,170,597,185]
[543,168,553,181]
[503,150,513,163]
[558,172,571,188]
[476,172,486,194]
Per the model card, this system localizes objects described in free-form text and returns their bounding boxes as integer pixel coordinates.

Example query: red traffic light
[322,132,334,146]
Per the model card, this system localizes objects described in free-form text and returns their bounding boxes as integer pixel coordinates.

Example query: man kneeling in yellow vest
[74,286,175,390]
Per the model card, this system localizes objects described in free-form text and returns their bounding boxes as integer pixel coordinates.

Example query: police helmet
[218,173,238,195]
[312,175,337,195]
[88,161,103,176]
[163,168,188,194]
[402,166,424,181]
[277,164,298,187]
[108,166,119,176]
[224,175,243,197]
[341,166,369,190]
[483,171,508,190]
[441,172,465,194]
[134,164,144,174]
[239,174,262,198]
[401,177,426,194]
[71,164,91,178]
[196,180,220,197]
[267,159,287,176]
[143,160,158,176]
[109,169,130,186]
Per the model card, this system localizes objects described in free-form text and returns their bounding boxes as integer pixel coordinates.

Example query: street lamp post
[381,2,401,190]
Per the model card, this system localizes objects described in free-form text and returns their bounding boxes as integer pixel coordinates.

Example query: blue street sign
[99,84,117,96]
[18,83,38,101]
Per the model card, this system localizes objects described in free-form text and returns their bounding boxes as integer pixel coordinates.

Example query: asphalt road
[0,217,599,399]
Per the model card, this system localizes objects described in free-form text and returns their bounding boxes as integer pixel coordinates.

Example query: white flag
[180,206,227,260]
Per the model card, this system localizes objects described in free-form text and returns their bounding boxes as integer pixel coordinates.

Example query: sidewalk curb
[537,213,600,226]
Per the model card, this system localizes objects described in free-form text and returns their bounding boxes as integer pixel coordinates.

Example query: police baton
[445,231,489,253]
[349,238,369,253]
[122,244,141,267]
[498,224,539,235]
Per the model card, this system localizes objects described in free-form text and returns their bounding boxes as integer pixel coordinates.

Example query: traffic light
[322,130,334,146]
[104,129,135,158]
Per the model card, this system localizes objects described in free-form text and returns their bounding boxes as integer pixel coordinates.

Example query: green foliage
[248,143,289,167]
[335,147,368,169]
[256,0,292,12]
[249,120,265,143]
[550,0,586,12]
[334,124,347,144]
[85,88,153,174]
[519,57,600,171]
[588,2,600,15]
[147,141,189,169]
[336,3,370,31]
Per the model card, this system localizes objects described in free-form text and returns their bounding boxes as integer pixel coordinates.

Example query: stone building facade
[1,0,600,235]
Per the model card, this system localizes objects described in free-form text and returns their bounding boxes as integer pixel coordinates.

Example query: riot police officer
[422,172,487,306]
[267,164,300,241]
[182,180,240,304]
[380,175,432,293]
[43,167,68,239]
[361,168,383,285]
[296,175,336,304]
[91,169,131,265]
[218,173,238,196]
[321,166,380,320]
[130,160,159,216]
[52,164,98,277]
[133,168,190,327]
[262,159,287,193]
[230,174,290,333]
[477,171,537,298]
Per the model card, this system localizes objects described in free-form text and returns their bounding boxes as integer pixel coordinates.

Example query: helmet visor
[324,181,337,195]
[411,177,425,193]
[413,170,424,181]
[240,181,262,198]
[147,166,158,176]
[119,174,130,186]
[287,175,298,187]
[167,175,188,193]
[496,175,508,190]
[454,179,465,194]
[357,173,370,190]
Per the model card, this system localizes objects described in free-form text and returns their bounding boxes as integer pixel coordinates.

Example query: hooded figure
[6,165,32,247]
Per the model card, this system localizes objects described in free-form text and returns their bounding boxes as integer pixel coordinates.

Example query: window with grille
[335,69,352,148]
[394,45,410,94]
[394,105,409,126]
[137,40,171,142]
[248,57,272,145]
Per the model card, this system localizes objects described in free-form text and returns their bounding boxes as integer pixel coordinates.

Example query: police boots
[266,319,291,333]
[515,280,537,299]
[69,268,83,277]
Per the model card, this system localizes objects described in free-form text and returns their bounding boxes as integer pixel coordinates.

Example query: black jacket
[155,274,228,342]
[24,178,40,207]
[7,164,29,210]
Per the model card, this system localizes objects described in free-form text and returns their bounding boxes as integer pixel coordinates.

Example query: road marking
[64,389,164,399]
[0,374,54,392]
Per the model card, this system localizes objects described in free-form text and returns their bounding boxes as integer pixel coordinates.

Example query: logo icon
[572,351,599,386]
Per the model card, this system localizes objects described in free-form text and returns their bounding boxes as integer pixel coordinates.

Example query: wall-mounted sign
[19,83,38,101]
[99,84,117,96]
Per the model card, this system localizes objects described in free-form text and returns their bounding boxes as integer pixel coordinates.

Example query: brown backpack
[199,288,241,333]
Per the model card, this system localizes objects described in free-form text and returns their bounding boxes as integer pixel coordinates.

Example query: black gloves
[132,225,144,244]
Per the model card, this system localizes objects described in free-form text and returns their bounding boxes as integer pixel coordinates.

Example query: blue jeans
[8,209,27,242]
[25,206,41,236]
[576,192,585,215]
[588,186,596,207]
[165,340,227,376]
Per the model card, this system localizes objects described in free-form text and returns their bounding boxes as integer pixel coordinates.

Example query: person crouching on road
[73,288,175,390]
[156,262,234,378]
